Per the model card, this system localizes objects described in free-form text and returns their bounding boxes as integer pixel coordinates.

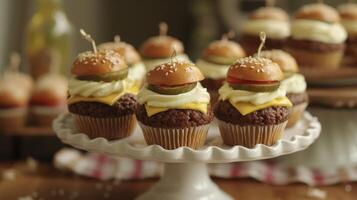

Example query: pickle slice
[204,56,236,65]
[149,82,197,95]
[230,82,280,92]
[77,68,128,82]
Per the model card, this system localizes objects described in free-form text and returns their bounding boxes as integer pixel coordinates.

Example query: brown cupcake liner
[217,120,288,148]
[139,123,210,150]
[73,114,136,140]
[0,107,27,131]
[287,102,308,128]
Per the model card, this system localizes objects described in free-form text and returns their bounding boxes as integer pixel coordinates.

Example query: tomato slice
[226,76,278,85]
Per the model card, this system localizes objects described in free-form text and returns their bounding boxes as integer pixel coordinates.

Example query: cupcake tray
[53,112,321,200]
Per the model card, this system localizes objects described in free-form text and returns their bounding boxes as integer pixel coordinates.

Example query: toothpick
[266,0,275,7]
[170,48,178,64]
[80,29,97,53]
[9,52,21,72]
[114,35,121,43]
[221,30,235,41]
[257,32,266,58]
[159,22,168,36]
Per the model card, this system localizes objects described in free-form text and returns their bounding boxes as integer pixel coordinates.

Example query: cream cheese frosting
[195,59,229,79]
[143,54,190,71]
[128,62,146,81]
[341,19,357,35]
[242,19,290,39]
[137,83,210,107]
[68,79,125,98]
[291,19,347,44]
[280,73,306,94]
[218,83,287,105]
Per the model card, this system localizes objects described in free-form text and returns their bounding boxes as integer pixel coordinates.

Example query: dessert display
[338,2,357,66]
[259,50,308,127]
[240,0,290,55]
[98,36,146,93]
[214,33,292,147]
[287,3,347,69]
[196,31,246,104]
[67,30,137,139]
[136,60,213,149]
[139,22,190,71]
[30,73,67,127]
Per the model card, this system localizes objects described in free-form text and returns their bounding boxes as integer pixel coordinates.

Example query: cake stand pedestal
[53,112,321,200]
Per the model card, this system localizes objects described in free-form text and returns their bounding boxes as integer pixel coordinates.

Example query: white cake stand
[53,112,321,200]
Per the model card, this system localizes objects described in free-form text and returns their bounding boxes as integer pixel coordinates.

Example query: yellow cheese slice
[67,92,124,106]
[126,81,141,95]
[230,97,292,116]
[145,102,208,117]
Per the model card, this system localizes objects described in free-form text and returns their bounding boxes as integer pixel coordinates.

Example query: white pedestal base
[136,163,233,200]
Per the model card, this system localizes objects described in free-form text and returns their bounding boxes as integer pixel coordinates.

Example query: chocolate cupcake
[196,34,246,104]
[214,56,292,148]
[259,50,308,127]
[139,22,190,71]
[136,61,213,149]
[240,6,290,55]
[98,37,146,93]
[338,3,357,66]
[287,3,347,69]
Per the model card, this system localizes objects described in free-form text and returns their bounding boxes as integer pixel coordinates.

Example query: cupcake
[338,3,357,66]
[259,50,308,127]
[139,22,190,71]
[240,6,290,55]
[214,56,292,148]
[136,60,213,149]
[196,33,246,104]
[287,3,347,69]
[30,73,68,127]
[98,36,146,93]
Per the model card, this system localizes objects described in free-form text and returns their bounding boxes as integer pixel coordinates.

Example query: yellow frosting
[67,92,124,105]
[145,102,208,117]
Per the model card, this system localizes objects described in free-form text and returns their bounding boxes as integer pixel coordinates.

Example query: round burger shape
[98,37,146,93]
[259,50,308,127]
[136,60,213,149]
[139,22,190,71]
[240,6,290,55]
[214,56,292,148]
[68,50,137,140]
[196,34,246,104]
[287,3,347,69]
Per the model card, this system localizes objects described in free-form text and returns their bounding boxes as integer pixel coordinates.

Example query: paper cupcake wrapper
[31,106,67,127]
[0,107,27,130]
[73,114,136,140]
[217,120,288,148]
[287,103,308,128]
[139,123,210,150]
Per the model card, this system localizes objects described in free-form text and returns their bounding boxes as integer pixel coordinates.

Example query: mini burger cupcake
[67,30,137,140]
[30,73,67,127]
[287,3,347,69]
[98,36,146,93]
[196,32,246,104]
[241,4,290,55]
[338,3,357,66]
[136,60,213,149]
[139,22,190,71]
[259,50,308,127]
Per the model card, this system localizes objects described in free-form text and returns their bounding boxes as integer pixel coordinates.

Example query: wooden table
[0,162,356,200]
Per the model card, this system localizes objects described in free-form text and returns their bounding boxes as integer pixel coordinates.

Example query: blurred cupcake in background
[259,50,308,127]
[30,73,67,127]
[139,22,190,71]
[240,1,290,55]
[196,31,246,104]
[338,3,357,66]
[98,36,146,94]
[287,3,347,69]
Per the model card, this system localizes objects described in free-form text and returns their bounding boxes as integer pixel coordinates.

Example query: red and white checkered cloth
[54,148,357,186]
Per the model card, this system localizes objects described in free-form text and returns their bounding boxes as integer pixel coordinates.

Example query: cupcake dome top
[202,40,246,60]
[258,50,298,73]
[249,6,289,21]
[295,3,340,23]
[139,36,184,58]
[98,41,141,65]
[338,3,357,20]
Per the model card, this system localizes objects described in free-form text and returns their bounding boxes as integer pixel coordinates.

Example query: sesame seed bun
[338,3,357,20]
[295,3,340,23]
[97,42,141,65]
[71,50,128,76]
[202,40,246,60]
[228,57,283,82]
[250,6,289,21]
[139,36,184,58]
[147,61,204,86]
[258,50,298,73]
